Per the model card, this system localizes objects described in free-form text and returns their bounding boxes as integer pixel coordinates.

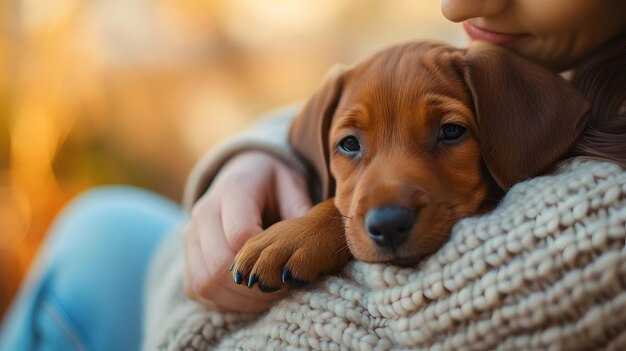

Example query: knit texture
[143,159,626,351]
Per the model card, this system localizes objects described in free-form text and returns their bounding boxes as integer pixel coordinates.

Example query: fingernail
[258,281,279,293]
[247,273,259,288]
[281,268,291,284]
[228,262,235,271]
[234,271,243,285]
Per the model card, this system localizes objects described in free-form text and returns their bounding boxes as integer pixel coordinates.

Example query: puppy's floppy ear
[461,41,590,190]
[289,64,347,202]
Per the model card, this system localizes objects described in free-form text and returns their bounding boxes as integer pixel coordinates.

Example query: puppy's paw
[230,214,348,293]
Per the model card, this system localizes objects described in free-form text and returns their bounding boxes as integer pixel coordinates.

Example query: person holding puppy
[184,0,626,312]
[1,0,624,350]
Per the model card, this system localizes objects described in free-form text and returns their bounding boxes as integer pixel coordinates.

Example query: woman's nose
[440,0,510,22]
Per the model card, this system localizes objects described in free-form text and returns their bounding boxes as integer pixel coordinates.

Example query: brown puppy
[230,41,589,292]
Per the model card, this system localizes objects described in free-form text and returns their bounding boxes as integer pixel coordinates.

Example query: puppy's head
[290,41,589,265]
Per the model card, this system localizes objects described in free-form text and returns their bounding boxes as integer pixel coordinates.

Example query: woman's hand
[182,151,312,312]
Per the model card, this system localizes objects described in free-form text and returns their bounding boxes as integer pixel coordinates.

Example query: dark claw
[247,273,259,288]
[258,281,280,293]
[290,277,308,289]
[281,268,291,284]
[234,270,243,285]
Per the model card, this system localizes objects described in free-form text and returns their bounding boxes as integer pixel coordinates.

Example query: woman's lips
[463,21,530,46]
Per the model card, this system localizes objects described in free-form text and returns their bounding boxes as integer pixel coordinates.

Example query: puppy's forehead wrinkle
[352,55,468,125]
[334,107,369,130]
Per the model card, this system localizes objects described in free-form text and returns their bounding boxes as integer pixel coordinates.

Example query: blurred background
[0,0,464,317]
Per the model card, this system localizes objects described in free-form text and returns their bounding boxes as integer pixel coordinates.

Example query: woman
[1,0,624,350]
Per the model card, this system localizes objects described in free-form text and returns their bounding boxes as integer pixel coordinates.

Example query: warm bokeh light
[0,0,464,317]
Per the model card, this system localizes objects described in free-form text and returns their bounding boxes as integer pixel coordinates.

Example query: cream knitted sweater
[144,156,626,351]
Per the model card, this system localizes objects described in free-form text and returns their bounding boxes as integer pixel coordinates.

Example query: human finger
[274,165,313,220]
[220,193,264,251]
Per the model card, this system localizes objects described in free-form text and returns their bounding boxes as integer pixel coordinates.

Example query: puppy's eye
[338,136,361,155]
[439,123,466,142]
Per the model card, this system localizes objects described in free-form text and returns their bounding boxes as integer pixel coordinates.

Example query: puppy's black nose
[365,206,415,249]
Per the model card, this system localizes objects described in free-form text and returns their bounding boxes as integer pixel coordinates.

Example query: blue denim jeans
[0,186,185,351]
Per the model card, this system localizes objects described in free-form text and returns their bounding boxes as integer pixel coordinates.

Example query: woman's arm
[143,105,320,349]
[177,104,321,313]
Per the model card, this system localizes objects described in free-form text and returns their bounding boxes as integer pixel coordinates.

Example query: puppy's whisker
[334,241,350,256]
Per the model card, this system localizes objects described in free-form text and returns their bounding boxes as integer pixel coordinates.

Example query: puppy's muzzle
[365,206,416,250]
